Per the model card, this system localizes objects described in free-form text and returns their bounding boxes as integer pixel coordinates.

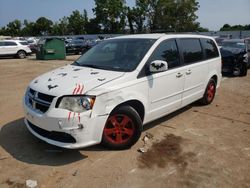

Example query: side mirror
[149,60,168,73]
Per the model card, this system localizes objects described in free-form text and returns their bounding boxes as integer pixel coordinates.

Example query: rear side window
[20,41,28,45]
[201,39,219,59]
[148,39,180,69]
[180,39,203,64]
[5,41,17,46]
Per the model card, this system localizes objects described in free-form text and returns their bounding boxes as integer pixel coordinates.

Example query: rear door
[178,38,208,107]
[0,41,5,55]
[147,39,185,120]
[5,41,18,54]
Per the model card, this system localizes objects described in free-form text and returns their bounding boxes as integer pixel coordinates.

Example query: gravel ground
[0,55,249,188]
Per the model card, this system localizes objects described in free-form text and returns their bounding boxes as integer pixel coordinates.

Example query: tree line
[220,24,250,31]
[0,0,247,37]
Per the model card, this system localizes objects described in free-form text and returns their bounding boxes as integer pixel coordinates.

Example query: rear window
[201,39,219,59]
[221,41,246,49]
[180,39,203,64]
[20,41,28,45]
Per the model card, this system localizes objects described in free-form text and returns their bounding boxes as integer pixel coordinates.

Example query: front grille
[27,120,76,143]
[25,88,55,113]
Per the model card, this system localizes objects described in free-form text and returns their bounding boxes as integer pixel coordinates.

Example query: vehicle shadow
[143,105,192,131]
[0,118,87,166]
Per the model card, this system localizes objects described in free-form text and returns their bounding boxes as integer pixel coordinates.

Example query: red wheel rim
[104,114,135,144]
[207,82,215,102]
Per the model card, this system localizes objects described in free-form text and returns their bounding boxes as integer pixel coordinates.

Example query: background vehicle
[0,40,32,58]
[26,37,38,53]
[245,37,250,68]
[220,39,248,76]
[65,39,85,55]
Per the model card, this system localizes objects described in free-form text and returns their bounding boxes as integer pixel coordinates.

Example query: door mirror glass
[149,60,168,73]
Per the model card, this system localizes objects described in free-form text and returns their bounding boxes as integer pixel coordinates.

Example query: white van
[23,34,221,149]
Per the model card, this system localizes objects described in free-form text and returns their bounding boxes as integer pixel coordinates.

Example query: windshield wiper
[81,64,103,69]
[72,61,80,66]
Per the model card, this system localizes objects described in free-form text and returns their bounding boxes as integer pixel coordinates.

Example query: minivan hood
[29,65,125,96]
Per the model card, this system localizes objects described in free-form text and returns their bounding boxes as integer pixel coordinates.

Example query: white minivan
[23,34,221,149]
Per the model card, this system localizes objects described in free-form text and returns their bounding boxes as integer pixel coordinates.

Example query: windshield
[221,41,246,50]
[73,38,156,72]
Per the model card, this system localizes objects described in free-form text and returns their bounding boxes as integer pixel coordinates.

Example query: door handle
[186,70,192,75]
[176,72,183,78]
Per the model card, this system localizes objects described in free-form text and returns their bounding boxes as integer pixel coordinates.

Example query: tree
[0,27,7,35]
[5,19,22,36]
[220,24,231,31]
[85,18,101,34]
[125,1,147,34]
[152,0,200,32]
[67,10,87,35]
[21,20,36,36]
[51,16,69,35]
[35,17,53,35]
[220,24,250,31]
[93,0,126,33]
[125,0,200,33]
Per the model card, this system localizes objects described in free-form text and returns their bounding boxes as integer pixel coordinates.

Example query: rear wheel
[102,106,142,150]
[200,79,216,105]
[17,50,26,59]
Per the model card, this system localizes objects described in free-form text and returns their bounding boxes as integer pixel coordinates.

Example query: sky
[0,0,249,31]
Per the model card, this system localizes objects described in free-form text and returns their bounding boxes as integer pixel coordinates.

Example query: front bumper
[23,98,109,149]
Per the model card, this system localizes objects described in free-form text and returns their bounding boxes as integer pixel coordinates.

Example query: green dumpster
[36,37,66,60]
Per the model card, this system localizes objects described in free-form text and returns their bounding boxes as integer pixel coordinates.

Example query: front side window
[180,39,203,64]
[201,39,219,59]
[148,39,180,69]
[73,38,156,72]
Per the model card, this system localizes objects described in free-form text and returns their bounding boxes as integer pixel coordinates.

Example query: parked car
[214,34,232,46]
[27,38,38,53]
[81,39,100,54]
[0,40,32,58]
[245,37,250,68]
[220,39,248,76]
[65,39,85,55]
[220,47,248,76]
[23,34,221,150]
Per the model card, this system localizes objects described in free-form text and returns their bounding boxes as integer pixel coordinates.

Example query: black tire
[102,105,142,150]
[239,63,247,77]
[17,50,26,59]
[200,79,216,105]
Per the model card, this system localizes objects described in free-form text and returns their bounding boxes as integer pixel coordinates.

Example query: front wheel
[102,106,142,150]
[239,63,247,77]
[17,50,26,59]
[200,79,216,105]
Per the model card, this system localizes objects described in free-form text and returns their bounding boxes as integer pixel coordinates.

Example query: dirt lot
[0,55,250,188]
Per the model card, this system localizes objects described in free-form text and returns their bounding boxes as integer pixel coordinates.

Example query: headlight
[57,96,95,113]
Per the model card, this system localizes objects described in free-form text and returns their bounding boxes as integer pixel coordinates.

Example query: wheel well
[112,100,145,123]
[211,75,218,85]
[17,50,26,54]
